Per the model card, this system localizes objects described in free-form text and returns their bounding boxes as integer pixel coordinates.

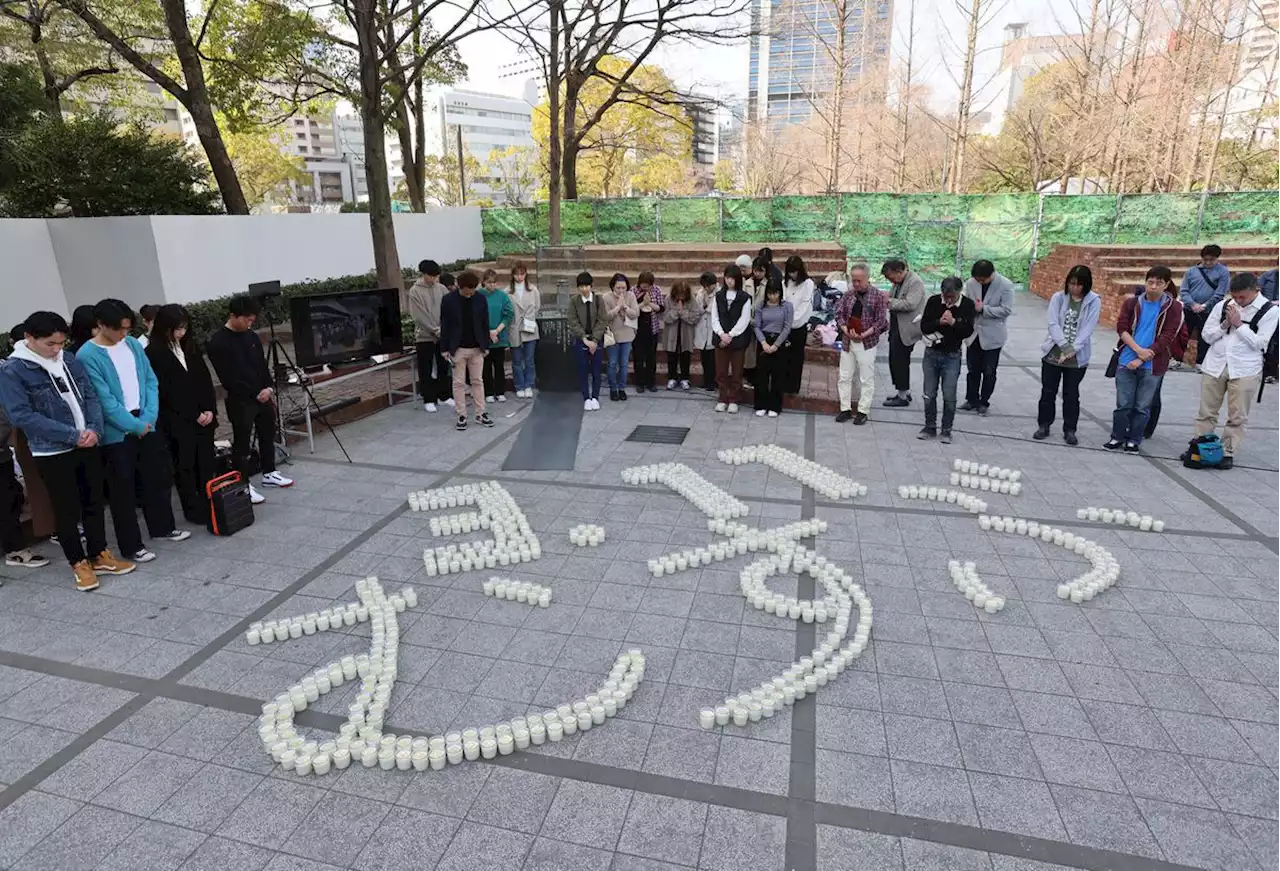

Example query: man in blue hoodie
[1180,244,1230,368]
[77,300,189,564]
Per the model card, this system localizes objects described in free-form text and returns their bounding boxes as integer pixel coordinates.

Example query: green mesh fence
[963,224,1036,284]
[659,199,720,242]
[1113,194,1203,244]
[722,199,774,242]
[770,196,839,242]
[1200,192,1280,242]
[481,207,539,259]
[839,194,906,267]
[1035,195,1118,257]
[595,199,657,244]
[905,224,960,284]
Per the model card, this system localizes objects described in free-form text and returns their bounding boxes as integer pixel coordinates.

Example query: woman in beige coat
[507,263,540,397]
[605,272,640,401]
[662,280,701,390]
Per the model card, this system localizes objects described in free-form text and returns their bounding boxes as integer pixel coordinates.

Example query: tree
[629,153,697,196]
[944,0,999,193]
[400,151,482,207]
[485,145,537,205]
[713,158,737,193]
[0,0,121,116]
[223,127,310,208]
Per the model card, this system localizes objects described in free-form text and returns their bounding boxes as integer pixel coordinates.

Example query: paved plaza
[0,290,1275,871]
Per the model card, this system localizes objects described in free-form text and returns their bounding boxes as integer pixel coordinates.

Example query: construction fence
[480,191,1279,285]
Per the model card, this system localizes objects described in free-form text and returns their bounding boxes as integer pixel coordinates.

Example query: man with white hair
[833,264,888,425]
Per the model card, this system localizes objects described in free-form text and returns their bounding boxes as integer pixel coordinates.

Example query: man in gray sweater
[408,259,451,412]
[881,259,927,407]
[961,260,1014,415]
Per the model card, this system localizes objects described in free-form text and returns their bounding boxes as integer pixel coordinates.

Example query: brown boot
[72,560,99,592]
[91,549,135,576]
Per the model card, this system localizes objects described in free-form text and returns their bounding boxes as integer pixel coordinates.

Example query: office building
[748,0,892,127]
[982,23,1080,135]
[423,87,536,204]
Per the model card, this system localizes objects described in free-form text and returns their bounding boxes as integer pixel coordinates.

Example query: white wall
[0,210,484,327]
[0,220,67,326]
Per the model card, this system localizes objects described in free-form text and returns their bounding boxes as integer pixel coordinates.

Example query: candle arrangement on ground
[568,524,605,546]
[977,515,1121,603]
[1075,506,1165,532]
[895,484,987,514]
[947,560,1005,613]
[481,577,552,607]
[622,463,751,519]
[255,576,642,774]
[716,444,868,500]
[947,472,1023,496]
[951,459,1023,482]
[411,482,542,575]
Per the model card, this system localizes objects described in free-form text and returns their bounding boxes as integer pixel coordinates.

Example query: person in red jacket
[1106,266,1184,453]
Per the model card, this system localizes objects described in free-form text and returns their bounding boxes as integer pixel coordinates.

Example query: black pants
[226,395,276,476]
[103,430,177,555]
[888,320,913,392]
[965,337,1002,407]
[667,350,691,382]
[168,423,217,526]
[482,348,506,398]
[754,341,785,412]
[1037,362,1088,433]
[33,448,107,565]
[701,349,717,389]
[1145,382,1163,438]
[0,448,26,553]
[415,341,451,402]
[633,330,658,389]
[782,327,807,393]
[1184,308,1209,365]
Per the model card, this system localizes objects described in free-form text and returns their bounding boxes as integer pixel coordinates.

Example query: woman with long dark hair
[1034,265,1100,445]
[145,305,219,526]
[711,263,753,412]
[67,305,98,355]
[781,254,814,394]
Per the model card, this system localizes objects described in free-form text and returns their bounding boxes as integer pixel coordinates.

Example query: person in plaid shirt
[834,263,889,424]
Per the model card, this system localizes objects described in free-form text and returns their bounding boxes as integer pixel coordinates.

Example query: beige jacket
[888,270,927,346]
[605,289,640,344]
[507,283,541,347]
[661,296,702,353]
[407,278,448,342]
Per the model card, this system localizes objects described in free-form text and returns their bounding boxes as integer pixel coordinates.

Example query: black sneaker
[1033,426,1050,440]
[853,412,868,425]
[477,413,495,428]
[455,415,468,431]
[917,427,937,440]
[1123,441,1141,453]
[977,405,989,417]
[883,396,910,408]
[1219,456,1234,470]
[940,431,953,444]
[835,410,854,423]
[1103,438,1122,450]
[1064,431,1078,446]
[618,390,628,401]
[647,385,659,393]
[609,390,618,401]
[960,401,978,412]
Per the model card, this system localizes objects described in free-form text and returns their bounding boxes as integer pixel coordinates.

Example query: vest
[716,290,752,350]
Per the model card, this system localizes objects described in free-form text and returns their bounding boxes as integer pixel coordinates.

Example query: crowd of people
[0,296,295,591]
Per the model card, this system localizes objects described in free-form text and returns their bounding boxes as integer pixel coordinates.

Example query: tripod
[263,304,352,465]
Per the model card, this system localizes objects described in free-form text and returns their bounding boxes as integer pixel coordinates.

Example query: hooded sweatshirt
[8,341,87,451]
[408,277,449,342]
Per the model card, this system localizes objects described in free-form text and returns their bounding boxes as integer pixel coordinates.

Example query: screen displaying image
[289,288,403,367]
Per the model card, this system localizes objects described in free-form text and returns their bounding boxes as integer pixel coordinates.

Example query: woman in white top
[506,263,540,398]
[782,254,814,394]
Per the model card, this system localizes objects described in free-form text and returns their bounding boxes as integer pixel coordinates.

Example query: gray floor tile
[641,725,720,781]
[954,723,1043,780]
[91,750,203,817]
[466,767,559,835]
[714,736,789,795]
[968,771,1067,840]
[1228,812,1279,871]
[1108,744,1217,808]
[1049,785,1161,859]
[890,759,978,825]
[97,819,205,871]
[1009,692,1096,740]
[539,780,634,850]
[1028,733,1126,793]
[815,749,895,810]
[1078,699,1174,751]
[943,683,1021,730]
[216,777,327,850]
[0,790,81,868]
[436,821,532,871]
[616,793,707,867]
[699,806,786,871]
[10,804,144,871]
[816,826,903,871]
[40,739,148,801]
[177,836,273,871]
[351,806,460,871]
[1186,756,1279,819]
[816,705,886,756]
[1136,798,1262,871]
[572,718,653,769]
[524,837,614,871]
[884,713,963,768]
[152,762,264,833]
[899,838,993,870]
[280,789,390,867]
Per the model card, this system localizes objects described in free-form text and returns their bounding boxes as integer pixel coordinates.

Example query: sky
[451,0,1078,115]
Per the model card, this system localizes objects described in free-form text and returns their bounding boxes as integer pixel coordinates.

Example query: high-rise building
[422,87,536,204]
[1231,0,1279,142]
[748,0,892,127]
[982,23,1081,136]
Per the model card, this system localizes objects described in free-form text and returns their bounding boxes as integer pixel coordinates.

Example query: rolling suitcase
[207,471,255,536]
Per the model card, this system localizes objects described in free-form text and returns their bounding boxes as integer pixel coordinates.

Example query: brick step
[520,257,849,273]
[1103,263,1278,287]
[1078,244,1279,258]
[1090,252,1277,269]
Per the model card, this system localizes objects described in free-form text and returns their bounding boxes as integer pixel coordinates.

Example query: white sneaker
[262,471,294,488]
[444,398,455,407]
[496,394,507,403]
[584,399,593,411]
[755,409,766,417]
[131,548,156,563]
[249,485,266,505]
[680,380,690,391]
[768,410,779,418]
[157,529,191,542]
[485,395,496,403]
[727,403,739,414]
[591,398,601,410]
[5,549,48,568]
[424,402,437,413]
[714,402,727,412]
[667,380,677,390]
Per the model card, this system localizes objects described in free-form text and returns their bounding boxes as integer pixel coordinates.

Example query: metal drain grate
[626,425,691,445]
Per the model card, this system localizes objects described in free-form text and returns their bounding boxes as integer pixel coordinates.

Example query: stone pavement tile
[899,838,993,870]
[814,748,896,809]
[151,762,265,833]
[816,826,903,871]
[1197,678,1279,723]
[96,819,205,871]
[968,771,1067,841]
[1077,699,1174,752]
[933,649,1001,687]
[1028,733,1126,794]
[1186,756,1279,819]
[927,620,993,655]
[41,739,148,801]
[943,683,1021,730]
[954,723,1043,780]
[1231,719,1279,771]
[698,806,786,871]
[524,838,614,871]
[666,650,735,691]
[713,735,789,795]
[1057,663,1142,705]
[262,855,345,871]
[613,853,692,870]
[982,625,1052,659]
[878,675,948,719]
[475,661,550,705]
[616,793,707,867]
[351,805,459,871]
[10,804,144,871]
[572,717,653,770]
[890,759,978,826]
[1040,631,1118,669]
[987,858,1092,871]
[539,780,634,850]
[327,758,412,805]
[0,790,80,868]
[873,641,940,679]
[0,724,77,783]
[1009,692,1096,740]
[91,750,203,818]
[883,713,962,768]
[1049,785,1161,859]
[423,651,496,694]
[449,622,519,657]
[995,656,1071,696]
[629,613,690,650]
[216,777,327,850]
[1108,744,1218,808]
[176,836,273,871]
[218,724,282,776]
[465,768,559,835]
[1136,798,1262,871]
[1130,672,1221,716]
[1101,636,1186,676]
[812,669,880,711]
[107,698,204,749]
[436,821,532,871]
[641,725,720,781]
[815,706,885,756]
[158,708,257,762]
[1228,812,1279,871]
[280,790,390,867]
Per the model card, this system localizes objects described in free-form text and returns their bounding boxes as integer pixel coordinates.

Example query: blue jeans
[606,341,632,391]
[922,347,962,432]
[1112,366,1161,443]
[575,340,603,399]
[510,341,537,391]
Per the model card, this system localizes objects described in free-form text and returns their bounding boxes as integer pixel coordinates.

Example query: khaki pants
[1194,370,1259,456]
[838,343,876,414]
[451,347,487,416]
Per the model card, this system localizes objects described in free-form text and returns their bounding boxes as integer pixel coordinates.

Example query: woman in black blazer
[146,305,219,526]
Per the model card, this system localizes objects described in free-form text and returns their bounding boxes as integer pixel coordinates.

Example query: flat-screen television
[289,288,403,368]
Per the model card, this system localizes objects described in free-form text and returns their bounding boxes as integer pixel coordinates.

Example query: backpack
[1182,434,1226,469]
[1249,301,1278,381]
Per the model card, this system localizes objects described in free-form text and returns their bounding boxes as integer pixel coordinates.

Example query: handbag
[604,328,616,348]
[1104,343,1121,378]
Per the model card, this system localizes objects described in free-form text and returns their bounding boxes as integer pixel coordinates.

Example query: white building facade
[422,88,536,204]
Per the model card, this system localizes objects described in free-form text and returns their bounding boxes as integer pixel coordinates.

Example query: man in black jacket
[439,270,494,431]
[205,296,294,503]
[918,277,976,444]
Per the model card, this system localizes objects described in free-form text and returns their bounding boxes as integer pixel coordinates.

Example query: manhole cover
[626,425,690,445]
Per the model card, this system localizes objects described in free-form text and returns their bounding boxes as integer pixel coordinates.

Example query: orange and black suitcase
[207,471,255,536]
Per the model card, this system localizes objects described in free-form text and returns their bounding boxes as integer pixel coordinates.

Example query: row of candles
[620,464,751,519]
[716,445,869,501]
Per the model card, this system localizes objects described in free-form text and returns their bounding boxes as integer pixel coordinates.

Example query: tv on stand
[288,288,404,369]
